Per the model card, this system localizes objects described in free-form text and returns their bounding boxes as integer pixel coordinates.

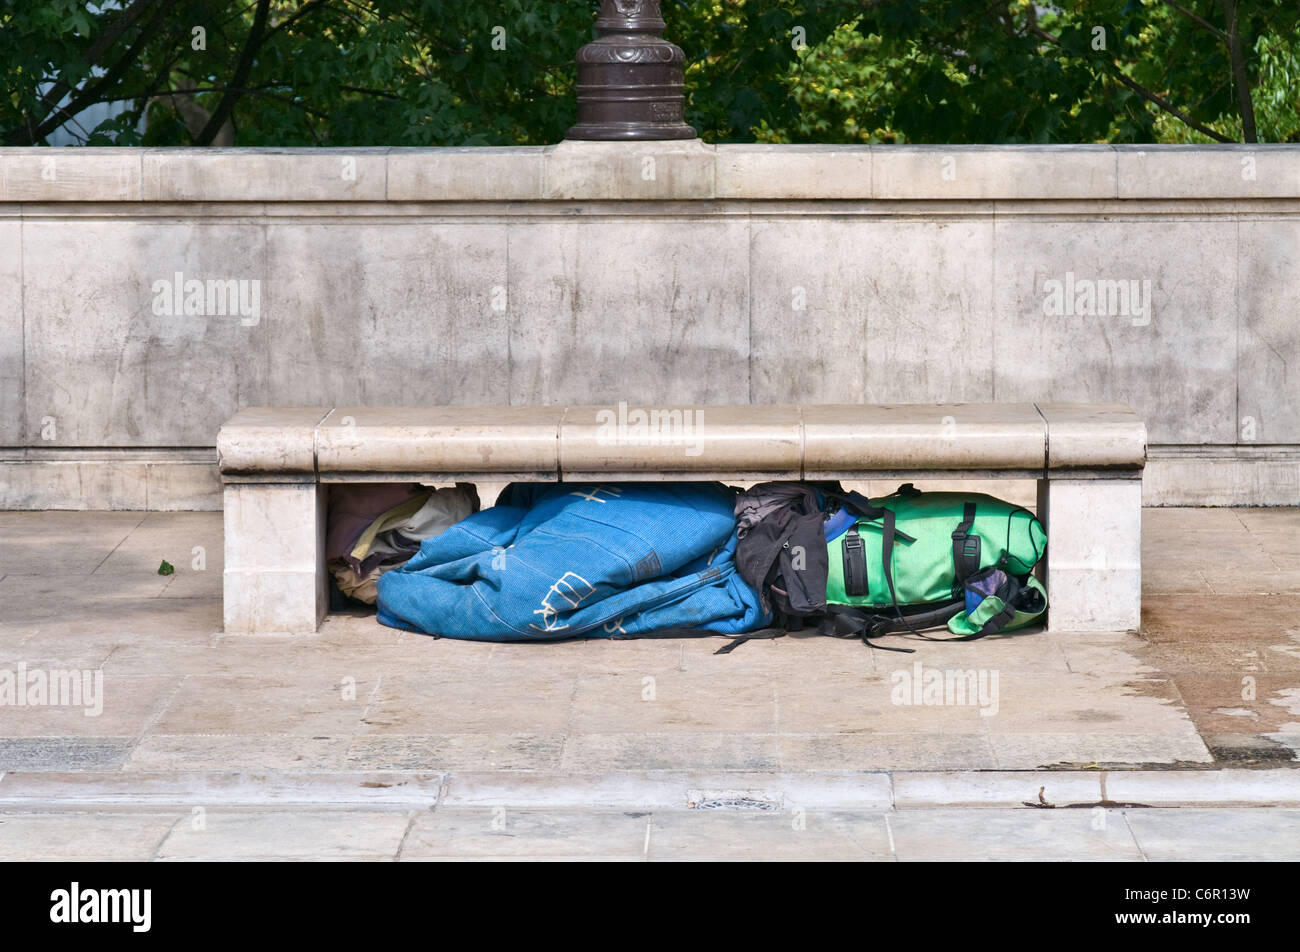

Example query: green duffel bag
[823,484,1047,642]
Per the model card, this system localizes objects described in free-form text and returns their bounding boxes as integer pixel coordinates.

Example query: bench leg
[223,482,326,634]
[1036,477,1142,633]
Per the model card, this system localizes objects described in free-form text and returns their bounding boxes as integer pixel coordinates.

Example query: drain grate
[686,790,784,812]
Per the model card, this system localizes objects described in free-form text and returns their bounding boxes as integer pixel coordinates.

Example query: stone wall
[1,142,1297,508]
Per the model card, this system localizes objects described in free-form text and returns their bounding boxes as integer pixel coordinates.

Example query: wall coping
[1,142,1297,203]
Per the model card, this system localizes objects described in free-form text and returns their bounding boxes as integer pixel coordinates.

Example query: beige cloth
[329,558,398,605]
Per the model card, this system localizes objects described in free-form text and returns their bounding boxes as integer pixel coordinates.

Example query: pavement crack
[148,813,186,863]
[1121,809,1150,862]
[393,809,419,862]
[131,674,191,750]
[88,513,148,576]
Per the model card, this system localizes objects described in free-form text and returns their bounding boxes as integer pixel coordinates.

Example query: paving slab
[346,734,566,771]
[568,670,778,733]
[1,595,222,639]
[893,771,1104,808]
[1124,808,1300,861]
[440,770,893,810]
[155,809,413,860]
[91,511,222,579]
[779,732,996,771]
[356,671,577,734]
[400,808,649,861]
[1102,768,1300,805]
[646,810,892,861]
[887,808,1143,861]
[0,512,145,576]
[561,733,781,772]
[147,673,377,735]
[988,731,1212,768]
[0,674,177,738]
[0,770,443,808]
[125,733,355,772]
[0,810,180,861]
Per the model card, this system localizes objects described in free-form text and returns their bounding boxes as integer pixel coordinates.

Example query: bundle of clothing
[325,483,479,604]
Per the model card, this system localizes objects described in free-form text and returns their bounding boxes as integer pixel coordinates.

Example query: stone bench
[217,403,1146,636]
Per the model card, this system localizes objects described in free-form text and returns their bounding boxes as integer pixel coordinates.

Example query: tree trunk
[1219,0,1259,142]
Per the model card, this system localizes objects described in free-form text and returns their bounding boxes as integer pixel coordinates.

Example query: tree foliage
[2,0,1295,147]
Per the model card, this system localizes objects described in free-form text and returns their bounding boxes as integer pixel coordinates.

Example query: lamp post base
[566,122,698,141]
[567,1,698,142]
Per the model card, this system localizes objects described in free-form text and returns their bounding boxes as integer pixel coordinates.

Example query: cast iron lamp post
[566,0,698,140]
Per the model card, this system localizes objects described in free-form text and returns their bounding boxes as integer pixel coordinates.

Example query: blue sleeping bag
[375,482,770,641]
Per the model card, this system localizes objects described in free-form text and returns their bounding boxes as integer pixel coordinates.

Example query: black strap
[842,526,868,596]
[821,601,966,649]
[881,508,977,643]
[951,502,980,597]
[879,508,937,642]
[975,576,1022,637]
[824,491,915,543]
[817,606,916,653]
[833,490,883,519]
[916,570,1027,642]
[876,600,965,632]
[608,626,787,654]
[880,508,908,623]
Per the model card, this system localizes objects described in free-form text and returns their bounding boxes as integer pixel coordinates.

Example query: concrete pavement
[1,507,1298,859]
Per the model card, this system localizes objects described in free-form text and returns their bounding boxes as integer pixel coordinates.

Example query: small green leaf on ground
[157,559,175,576]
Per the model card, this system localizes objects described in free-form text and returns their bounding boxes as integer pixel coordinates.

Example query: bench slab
[218,403,1145,479]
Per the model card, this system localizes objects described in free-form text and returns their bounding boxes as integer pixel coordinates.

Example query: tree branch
[195,0,272,145]
[1162,0,1227,41]
[261,0,331,45]
[1022,21,1235,143]
[28,0,162,128]
[7,0,180,145]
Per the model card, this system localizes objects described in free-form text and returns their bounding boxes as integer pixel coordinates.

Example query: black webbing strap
[951,502,980,597]
[912,572,1025,643]
[817,606,915,653]
[880,600,965,632]
[974,576,1022,638]
[821,600,968,651]
[842,526,868,596]
[608,626,787,654]
[834,490,884,519]
[881,508,978,643]
[880,507,935,642]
